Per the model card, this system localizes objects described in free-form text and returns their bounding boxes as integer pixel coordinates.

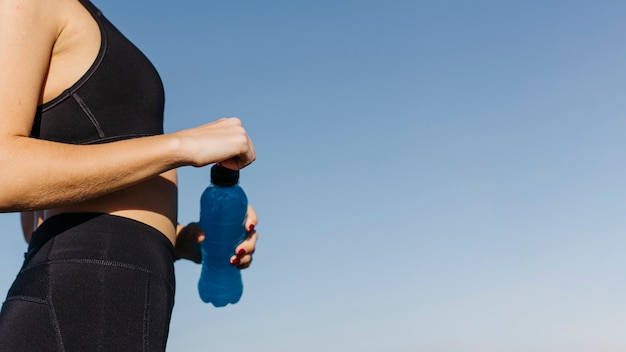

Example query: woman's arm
[0,0,254,212]
[21,212,35,243]
[20,211,43,243]
[0,120,254,211]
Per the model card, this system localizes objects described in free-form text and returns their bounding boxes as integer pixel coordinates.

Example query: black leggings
[0,213,176,352]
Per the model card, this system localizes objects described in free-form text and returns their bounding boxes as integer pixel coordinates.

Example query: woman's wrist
[161,133,188,169]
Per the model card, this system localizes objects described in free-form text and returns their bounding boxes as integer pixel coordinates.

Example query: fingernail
[231,258,241,266]
[237,249,247,257]
[247,224,255,233]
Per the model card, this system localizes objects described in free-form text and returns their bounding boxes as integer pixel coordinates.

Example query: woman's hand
[175,205,259,269]
[173,118,256,171]
[174,222,204,263]
[231,205,259,269]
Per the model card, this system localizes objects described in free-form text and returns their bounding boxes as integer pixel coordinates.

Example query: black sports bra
[30,0,165,145]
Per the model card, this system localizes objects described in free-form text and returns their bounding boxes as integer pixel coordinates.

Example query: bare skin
[1,0,257,265]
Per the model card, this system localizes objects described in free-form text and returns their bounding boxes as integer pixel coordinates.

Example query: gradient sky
[2,0,626,351]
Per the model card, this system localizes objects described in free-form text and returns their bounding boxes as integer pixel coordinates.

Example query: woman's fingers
[219,133,256,171]
[244,205,258,232]
[231,207,258,269]
[231,230,258,269]
[178,206,258,268]
[176,117,256,169]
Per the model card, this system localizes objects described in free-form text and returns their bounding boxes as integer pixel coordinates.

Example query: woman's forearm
[0,134,183,212]
[0,118,254,212]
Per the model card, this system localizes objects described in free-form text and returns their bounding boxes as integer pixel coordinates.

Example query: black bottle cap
[211,164,240,186]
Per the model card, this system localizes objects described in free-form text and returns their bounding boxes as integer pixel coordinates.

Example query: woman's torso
[37,0,177,243]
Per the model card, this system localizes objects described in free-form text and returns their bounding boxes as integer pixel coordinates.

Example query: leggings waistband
[25,213,175,286]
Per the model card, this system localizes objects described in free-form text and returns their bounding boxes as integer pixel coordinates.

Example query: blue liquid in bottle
[198,165,248,307]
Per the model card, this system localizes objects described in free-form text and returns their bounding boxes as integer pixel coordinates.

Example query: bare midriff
[43,170,179,244]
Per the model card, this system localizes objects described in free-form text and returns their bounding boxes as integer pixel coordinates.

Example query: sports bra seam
[41,0,108,112]
[71,93,106,138]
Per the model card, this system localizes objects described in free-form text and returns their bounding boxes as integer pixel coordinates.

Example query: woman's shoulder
[0,0,66,23]
[0,0,67,52]
[0,0,67,136]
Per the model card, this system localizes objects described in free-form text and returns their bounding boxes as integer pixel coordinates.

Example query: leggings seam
[5,296,47,305]
[143,276,151,352]
[48,265,66,352]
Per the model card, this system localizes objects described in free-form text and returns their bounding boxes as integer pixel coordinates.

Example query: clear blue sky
[2,0,626,351]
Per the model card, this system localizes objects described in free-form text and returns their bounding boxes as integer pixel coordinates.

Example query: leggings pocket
[0,261,173,352]
[48,261,156,352]
[0,297,60,352]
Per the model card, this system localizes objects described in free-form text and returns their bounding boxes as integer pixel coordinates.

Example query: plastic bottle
[198,164,248,307]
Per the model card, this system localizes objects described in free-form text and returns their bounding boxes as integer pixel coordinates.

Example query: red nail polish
[231,258,241,266]
[247,224,255,233]
[237,249,247,257]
